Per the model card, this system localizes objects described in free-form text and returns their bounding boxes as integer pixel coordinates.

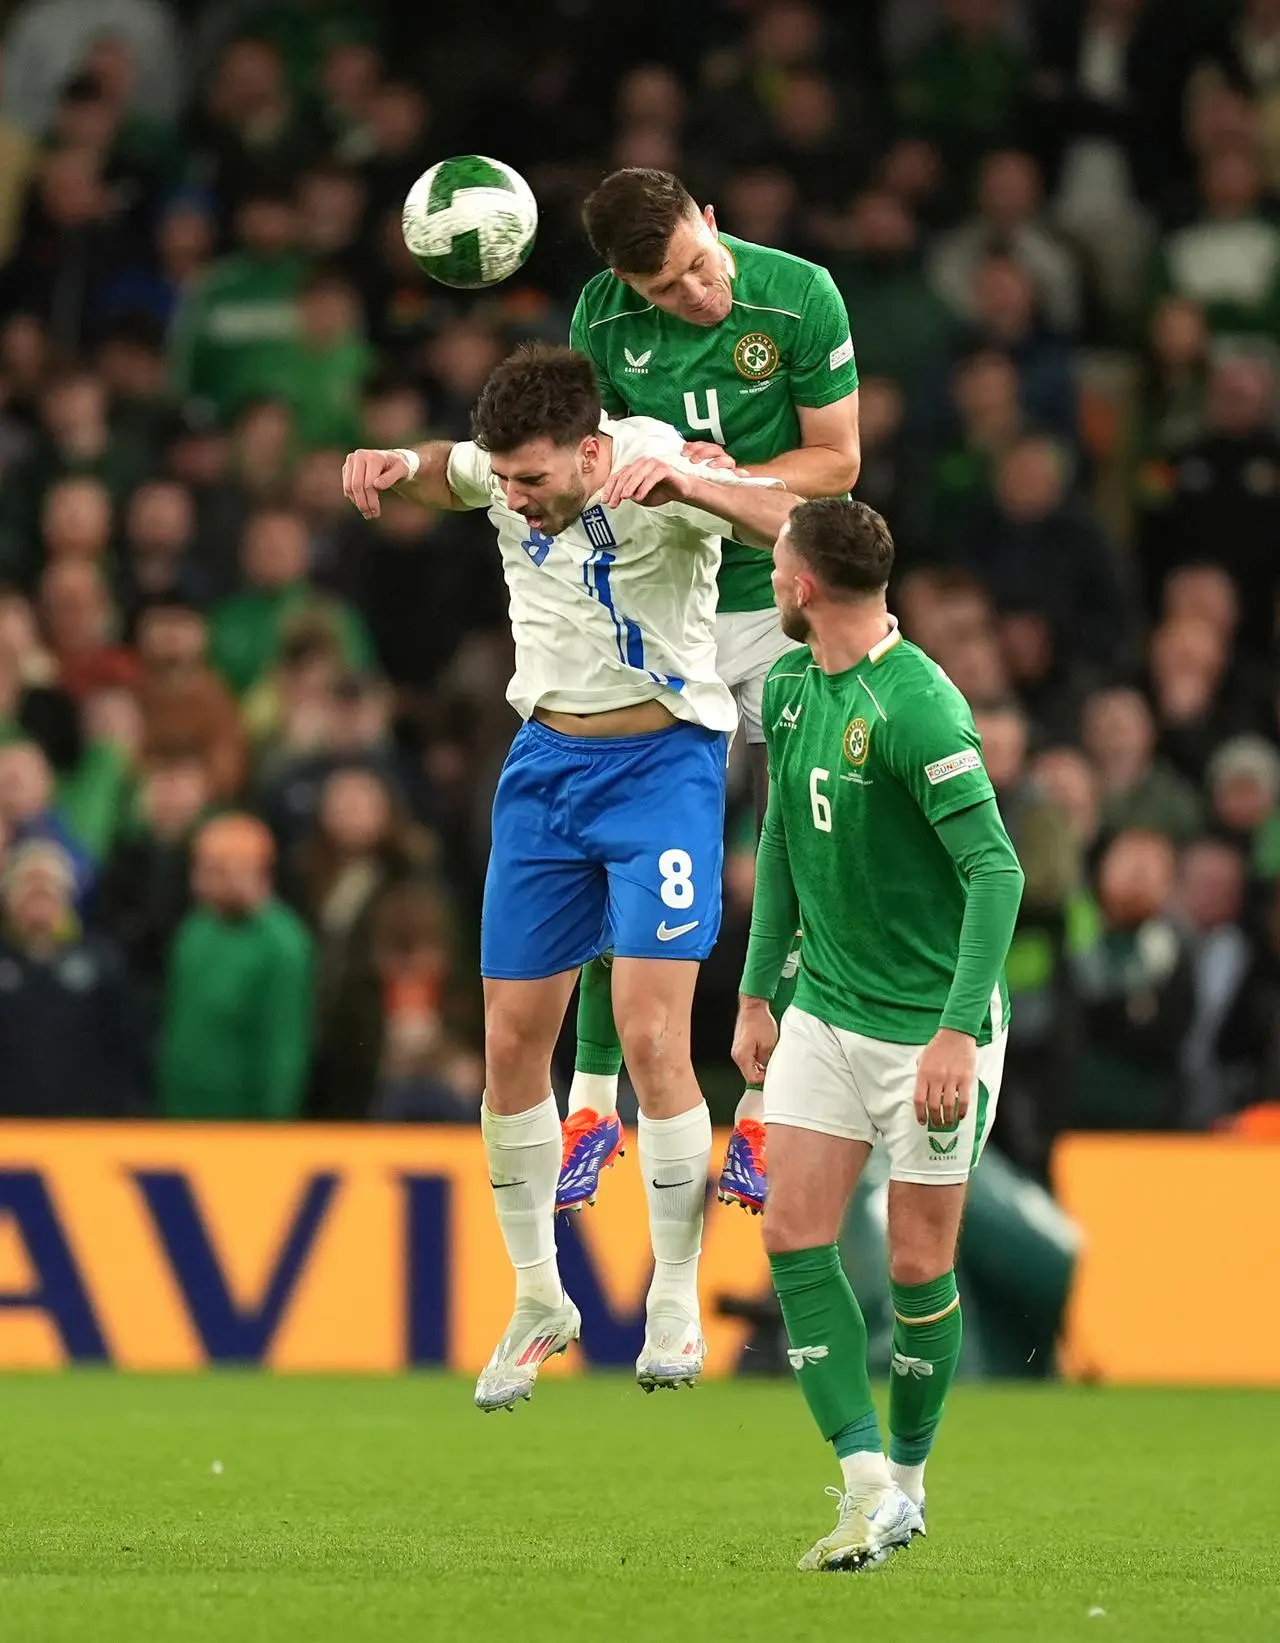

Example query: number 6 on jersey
[809,767,832,832]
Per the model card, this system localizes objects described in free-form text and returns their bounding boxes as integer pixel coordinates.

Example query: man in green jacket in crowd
[158,812,314,1118]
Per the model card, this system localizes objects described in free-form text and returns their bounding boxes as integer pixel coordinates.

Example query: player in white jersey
[343,345,801,1410]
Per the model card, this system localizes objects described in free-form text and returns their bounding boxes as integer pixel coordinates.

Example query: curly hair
[470,343,602,454]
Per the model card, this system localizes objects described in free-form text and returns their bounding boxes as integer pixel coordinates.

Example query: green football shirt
[570,234,858,612]
[756,624,1011,1045]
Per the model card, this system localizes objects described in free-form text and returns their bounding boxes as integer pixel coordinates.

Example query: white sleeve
[661,453,786,535]
[445,441,495,509]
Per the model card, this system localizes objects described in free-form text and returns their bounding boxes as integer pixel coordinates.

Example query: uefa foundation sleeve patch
[829,336,854,371]
[924,749,982,785]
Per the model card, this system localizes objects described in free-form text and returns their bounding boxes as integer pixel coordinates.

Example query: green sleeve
[789,266,859,407]
[740,711,800,1000]
[934,800,1025,1037]
[570,290,629,416]
[253,921,315,1118]
[882,677,996,826]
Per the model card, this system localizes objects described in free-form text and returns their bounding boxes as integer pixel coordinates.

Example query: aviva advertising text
[0,1124,771,1373]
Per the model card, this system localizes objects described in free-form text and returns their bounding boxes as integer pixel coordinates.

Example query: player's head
[772,499,895,643]
[583,168,732,327]
[472,343,605,536]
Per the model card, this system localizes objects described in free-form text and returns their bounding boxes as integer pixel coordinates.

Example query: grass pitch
[0,1375,1276,1642]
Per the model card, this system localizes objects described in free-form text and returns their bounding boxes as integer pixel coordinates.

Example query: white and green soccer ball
[401,156,538,290]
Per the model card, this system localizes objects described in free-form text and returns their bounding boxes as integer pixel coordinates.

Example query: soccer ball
[401,156,538,290]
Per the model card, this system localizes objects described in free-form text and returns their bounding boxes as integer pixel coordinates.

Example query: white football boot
[797,1483,925,1572]
[635,1305,706,1392]
[474,1297,581,1412]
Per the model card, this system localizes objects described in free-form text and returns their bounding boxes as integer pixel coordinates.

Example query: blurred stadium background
[0,0,1278,1420]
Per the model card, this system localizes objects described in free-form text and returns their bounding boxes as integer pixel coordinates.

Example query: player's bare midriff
[532,700,678,738]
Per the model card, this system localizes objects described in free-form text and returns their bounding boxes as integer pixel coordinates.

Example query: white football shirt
[446,414,778,732]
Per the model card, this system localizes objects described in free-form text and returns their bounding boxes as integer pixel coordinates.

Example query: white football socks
[638,1102,712,1320]
[734,1086,765,1124]
[481,1092,563,1309]
[887,1458,926,1506]
[567,1070,619,1117]
[840,1449,893,1494]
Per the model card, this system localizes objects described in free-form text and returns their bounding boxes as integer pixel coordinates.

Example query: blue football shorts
[480,717,728,981]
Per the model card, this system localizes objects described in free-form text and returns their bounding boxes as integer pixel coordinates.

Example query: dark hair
[582,168,697,274]
[471,343,601,454]
[787,498,894,596]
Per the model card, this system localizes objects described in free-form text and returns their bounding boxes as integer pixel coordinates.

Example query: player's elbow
[838,442,861,493]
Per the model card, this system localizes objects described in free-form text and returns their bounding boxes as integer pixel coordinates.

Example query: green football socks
[574,953,623,1078]
[770,1244,882,1456]
[888,1271,962,1471]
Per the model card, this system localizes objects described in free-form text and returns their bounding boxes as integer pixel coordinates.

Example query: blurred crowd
[0,0,1278,1171]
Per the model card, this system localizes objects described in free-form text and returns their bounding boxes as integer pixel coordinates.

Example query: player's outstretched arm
[601,457,801,550]
[342,443,472,519]
[740,395,861,498]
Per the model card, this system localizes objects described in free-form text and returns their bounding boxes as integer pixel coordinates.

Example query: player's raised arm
[342,442,476,519]
[601,457,801,550]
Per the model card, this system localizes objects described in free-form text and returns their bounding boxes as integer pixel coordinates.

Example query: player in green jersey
[559,168,861,1217]
[732,498,1024,1572]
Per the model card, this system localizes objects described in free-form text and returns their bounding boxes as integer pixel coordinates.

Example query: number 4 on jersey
[683,389,725,448]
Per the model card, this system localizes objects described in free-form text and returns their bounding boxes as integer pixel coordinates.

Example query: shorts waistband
[520,716,719,755]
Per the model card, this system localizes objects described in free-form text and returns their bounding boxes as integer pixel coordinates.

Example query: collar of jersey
[721,241,737,281]
[867,616,901,664]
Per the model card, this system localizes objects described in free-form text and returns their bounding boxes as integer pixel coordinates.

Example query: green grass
[0,1376,1276,1642]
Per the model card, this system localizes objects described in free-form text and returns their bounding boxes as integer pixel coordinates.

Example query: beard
[779,603,810,643]
[529,476,589,537]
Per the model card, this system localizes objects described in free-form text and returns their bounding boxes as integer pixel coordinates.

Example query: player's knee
[483,1006,538,1088]
[889,1245,954,1288]
[763,1198,830,1256]
[617,1009,688,1094]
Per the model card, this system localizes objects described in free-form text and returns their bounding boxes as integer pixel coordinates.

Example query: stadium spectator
[40,560,140,700]
[209,505,376,698]
[1080,685,1204,845]
[1147,613,1254,786]
[0,838,141,1116]
[892,0,1031,196]
[1069,826,1194,1128]
[1207,735,1280,881]
[0,739,94,904]
[918,350,1025,556]
[118,480,213,623]
[1150,142,1280,339]
[286,763,440,1115]
[39,476,114,568]
[169,187,309,423]
[277,269,374,451]
[929,148,1083,336]
[193,35,318,208]
[959,252,1078,440]
[975,697,1081,1176]
[93,752,208,1011]
[1138,297,1209,459]
[1176,836,1252,1126]
[823,188,954,394]
[961,435,1131,683]
[1,0,181,136]
[1137,351,1280,650]
[157,812,314,1118]
[134,599,245,799]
